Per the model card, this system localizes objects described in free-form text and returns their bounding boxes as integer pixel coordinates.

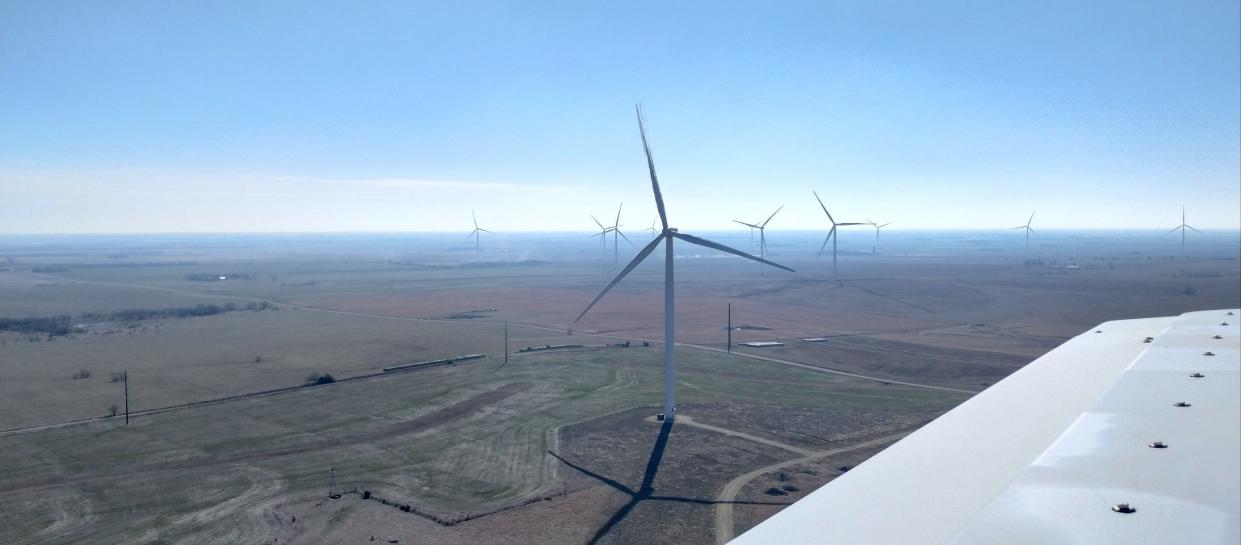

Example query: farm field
[0,345,960,544]
[0,232,1237,544]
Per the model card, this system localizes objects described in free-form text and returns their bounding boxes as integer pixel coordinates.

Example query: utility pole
[727,302,732,353]
[123,370,130,426]
[328,466,336,498]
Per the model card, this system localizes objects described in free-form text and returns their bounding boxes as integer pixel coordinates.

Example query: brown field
[0,233,1237,544]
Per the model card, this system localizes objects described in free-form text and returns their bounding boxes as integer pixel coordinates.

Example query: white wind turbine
[590,214,613,258]
[466,210,493,251]
[609,203,636,267]
[732,205,783,276]
[866,219,892,255]
[576,105,794,419]
[1166,205,1200,255]
[813,191,865,275]
[1011,210,1036,250]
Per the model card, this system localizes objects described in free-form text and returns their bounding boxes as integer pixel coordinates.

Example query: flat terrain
[0,347,961,544]
[0,232,1237,544]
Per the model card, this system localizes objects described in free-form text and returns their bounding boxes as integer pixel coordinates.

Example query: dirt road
[711,431,908,544]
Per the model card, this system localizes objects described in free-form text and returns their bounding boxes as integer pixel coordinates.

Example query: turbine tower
[609,203,635,267]
[866,219,892,255]
[466,210,492,251]
[812,191,864,275]
[732,205,783,276]
[576,105,794,420]
[1011,211,1036,250]
[1167,205,1200,255]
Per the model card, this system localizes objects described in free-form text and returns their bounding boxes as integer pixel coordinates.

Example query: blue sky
[2,0,1238,233]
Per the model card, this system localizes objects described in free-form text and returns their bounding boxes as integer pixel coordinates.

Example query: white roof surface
[729,309,1240,545]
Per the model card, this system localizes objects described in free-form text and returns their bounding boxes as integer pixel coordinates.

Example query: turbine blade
[1027,210,1035,226]
[636,104,669,230]
[1164,226,1182,235]
[812,191,836,224]
[733,220,761,229]
[880,222,892,228]
[615,202,623,228]
[816,233,831,260]
[1026,227,1037,235]
[865,218,875,226]
[575,235,664,322]
[617,229,636,247]
[591,215,606,230]
[466,230,477,240]
[1186,225,1202,234]
[672,232,794,272]
[473,210,479,230]
[837,222,866,226]
[479,228,493,233]
[761,205,784,228]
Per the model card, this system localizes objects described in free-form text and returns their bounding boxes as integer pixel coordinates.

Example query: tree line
[0,301,272,336]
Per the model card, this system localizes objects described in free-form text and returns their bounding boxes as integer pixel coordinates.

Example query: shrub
[304,373,336,385]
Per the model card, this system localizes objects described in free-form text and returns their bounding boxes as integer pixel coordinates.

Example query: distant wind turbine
[576,105,794,420]
[645,220,659,237]
[812,191,865,275]
[466,210,492,251]
[1166,206,1200,255]
[866,219,892,255]
[609,203,636,267]
[1011,210,1036,250]
[732,205,783,276]
[590,214,613,258]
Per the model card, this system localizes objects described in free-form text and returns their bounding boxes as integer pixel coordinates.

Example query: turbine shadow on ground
[549,419,790,545]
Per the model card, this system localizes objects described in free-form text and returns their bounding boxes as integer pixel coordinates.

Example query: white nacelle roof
[730,309,1240,545]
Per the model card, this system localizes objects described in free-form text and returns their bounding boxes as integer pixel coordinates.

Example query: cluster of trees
[304,373,336,385]
[31,265,72,273]
[0,316,73,336]
[0,301,272,337]
[81,301,270,322]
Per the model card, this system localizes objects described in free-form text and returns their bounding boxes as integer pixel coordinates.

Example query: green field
[0,345,963,544]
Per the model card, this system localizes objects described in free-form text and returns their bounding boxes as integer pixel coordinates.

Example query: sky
[1,0,1238,234]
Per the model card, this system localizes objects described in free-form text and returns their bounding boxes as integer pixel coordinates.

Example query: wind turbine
[1011,210,1036,250]
[732,205,783,276]
[645,220,659,237]
[466,210,492,251]
[576,105,794,420]
[609,203,636,267]
[590,214,613,258]
[866,219,892,255]
[1167,206,1200,255]
[812,191,865,275]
